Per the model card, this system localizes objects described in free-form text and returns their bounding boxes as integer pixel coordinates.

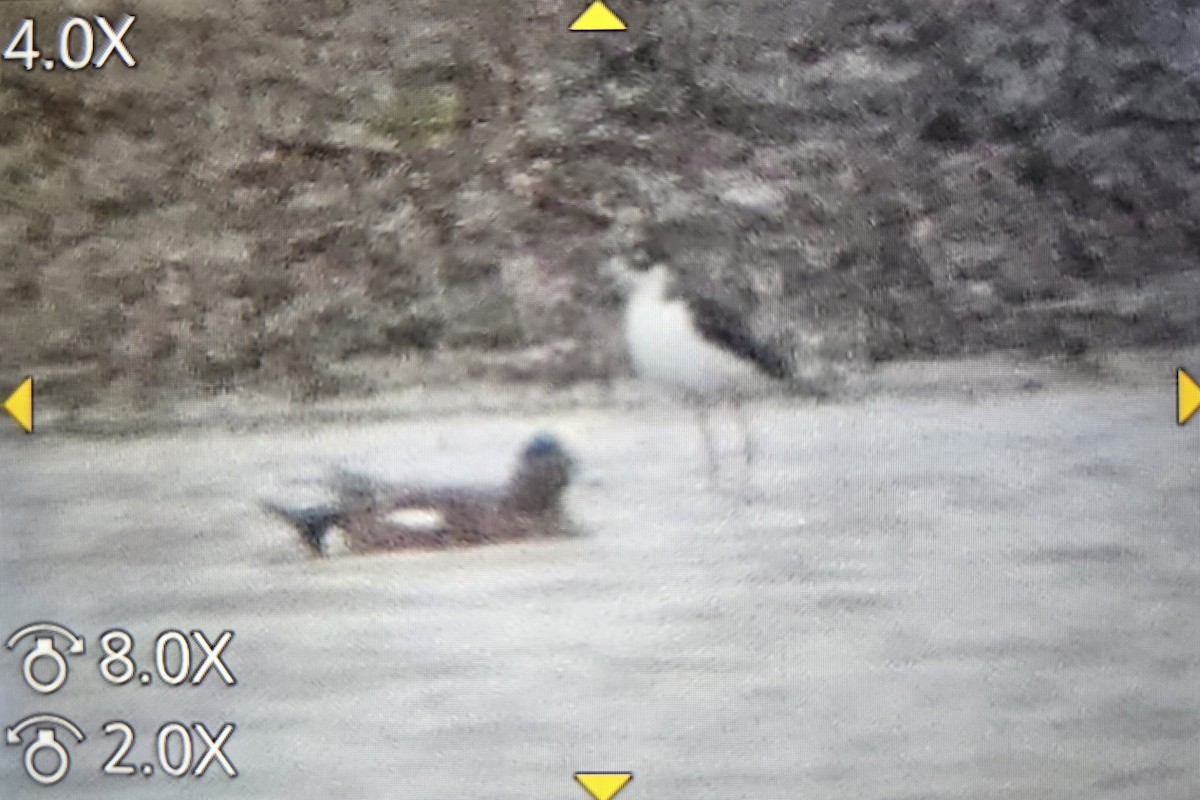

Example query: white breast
[624,270,771,397]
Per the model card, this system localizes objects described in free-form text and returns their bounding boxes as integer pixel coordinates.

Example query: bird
[605,256,822,477]
[265,434,577,556]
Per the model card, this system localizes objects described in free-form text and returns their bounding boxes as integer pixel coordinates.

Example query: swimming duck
[267,434,576,556]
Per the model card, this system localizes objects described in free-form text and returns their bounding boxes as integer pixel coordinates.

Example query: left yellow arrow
[4,377,33,433]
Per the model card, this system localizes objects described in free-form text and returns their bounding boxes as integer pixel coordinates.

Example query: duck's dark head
[506,434,575,514]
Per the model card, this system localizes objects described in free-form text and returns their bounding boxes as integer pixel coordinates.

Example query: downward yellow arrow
[574,772,632,800]
[573,772,633,796]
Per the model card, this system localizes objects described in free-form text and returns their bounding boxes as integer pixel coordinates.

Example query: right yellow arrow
[569,1,627,31]
[1180,368,1200,426]
[574,772,632,800]
[3,376,33,434]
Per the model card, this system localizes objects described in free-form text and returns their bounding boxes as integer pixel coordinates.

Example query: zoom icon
[6,622,87,694]
[5,714,86,786]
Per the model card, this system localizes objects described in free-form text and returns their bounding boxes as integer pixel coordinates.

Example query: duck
[266,434,576,556]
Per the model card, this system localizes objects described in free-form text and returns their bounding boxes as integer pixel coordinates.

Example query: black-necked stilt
[607,256,822,478]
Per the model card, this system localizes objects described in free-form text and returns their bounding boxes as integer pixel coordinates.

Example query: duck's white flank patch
[323,525,353,557]
[384,508,447,533]
[624,266,772,397]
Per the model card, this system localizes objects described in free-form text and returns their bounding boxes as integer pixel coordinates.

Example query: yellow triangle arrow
[1179,368,1200,426]
[574,772,632,800]
[4,376,33,433]
[570,1,627,31]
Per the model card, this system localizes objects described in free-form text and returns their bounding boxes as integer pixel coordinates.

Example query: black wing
[688,296,791,380]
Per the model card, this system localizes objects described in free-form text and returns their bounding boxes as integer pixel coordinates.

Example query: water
[1,385,1196,799]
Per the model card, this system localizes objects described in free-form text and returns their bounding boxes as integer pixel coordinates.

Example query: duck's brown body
[268,435,575,556]
[334,488,571,552]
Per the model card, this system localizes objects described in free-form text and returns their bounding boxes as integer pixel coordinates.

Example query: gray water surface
[1,387,1197,799]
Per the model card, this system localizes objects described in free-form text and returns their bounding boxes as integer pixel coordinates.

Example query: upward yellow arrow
[4,376,33,433]
[570,1,627,31]
[1179,368,1200,426]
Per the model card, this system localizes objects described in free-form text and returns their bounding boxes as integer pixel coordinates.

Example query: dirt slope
[1,0,1197,409]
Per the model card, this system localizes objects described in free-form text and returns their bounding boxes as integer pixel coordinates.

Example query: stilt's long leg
[693,403,720,482]
[734,398,754,465]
